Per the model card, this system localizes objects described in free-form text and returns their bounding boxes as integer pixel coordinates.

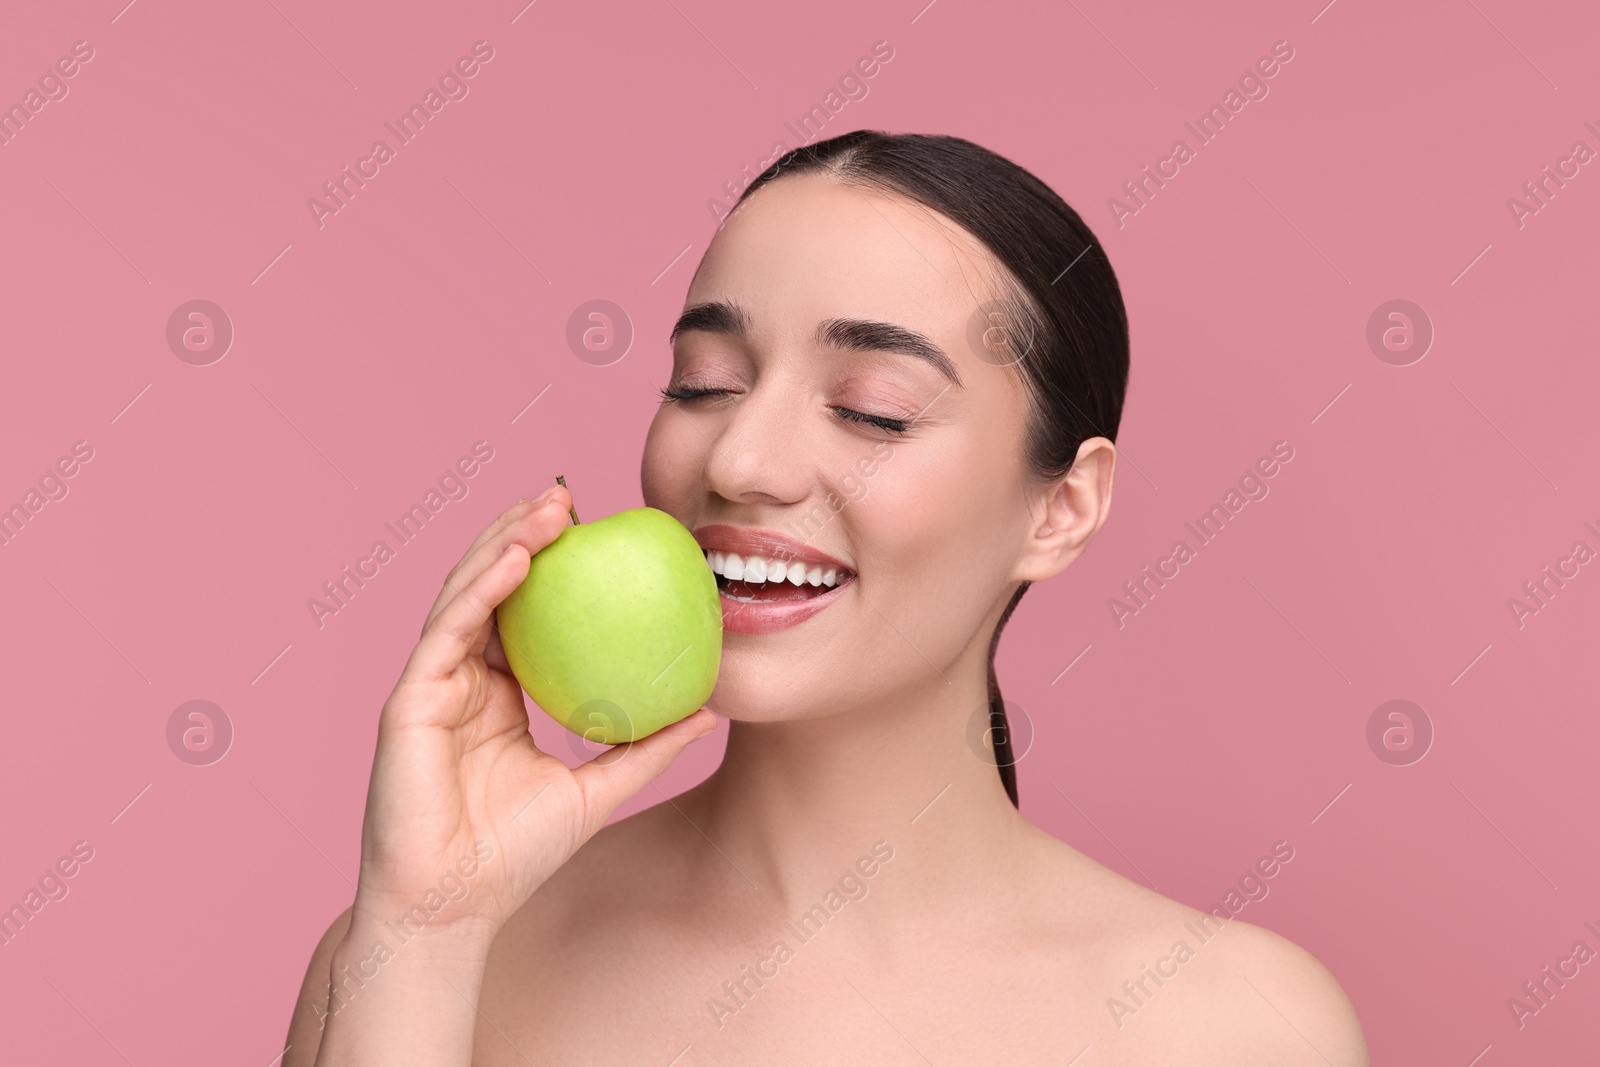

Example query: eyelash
[657,386,911,435]
[833,407,910,434]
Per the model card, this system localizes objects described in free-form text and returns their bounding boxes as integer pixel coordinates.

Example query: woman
[285,131,1368,1065]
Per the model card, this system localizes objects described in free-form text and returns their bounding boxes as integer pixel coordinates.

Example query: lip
[692,524,855,635]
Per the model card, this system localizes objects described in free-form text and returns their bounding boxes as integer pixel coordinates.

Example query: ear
[1013,437,1116,583]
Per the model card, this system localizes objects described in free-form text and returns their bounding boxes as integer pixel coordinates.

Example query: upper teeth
[706,551,841,588]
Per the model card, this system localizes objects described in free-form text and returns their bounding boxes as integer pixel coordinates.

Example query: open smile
[693,525,856,635]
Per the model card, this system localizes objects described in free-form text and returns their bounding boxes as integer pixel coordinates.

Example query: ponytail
[987,582,1029,807]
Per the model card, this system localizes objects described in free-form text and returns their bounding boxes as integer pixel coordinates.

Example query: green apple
[496,502,722,745]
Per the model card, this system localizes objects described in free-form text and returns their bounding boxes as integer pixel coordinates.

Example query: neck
[679,640,1030,915]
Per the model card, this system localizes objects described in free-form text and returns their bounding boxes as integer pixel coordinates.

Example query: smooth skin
[286,173,1369,1065]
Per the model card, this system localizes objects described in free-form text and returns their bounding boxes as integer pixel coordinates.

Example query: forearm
[310,912,497,1067]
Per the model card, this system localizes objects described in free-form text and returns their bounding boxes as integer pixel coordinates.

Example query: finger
[424,487,571,630]
[422,491,570,639]
[571,710,719,830]
[483,612,512,674]
[421,498,538,630]
[402,538,535,684]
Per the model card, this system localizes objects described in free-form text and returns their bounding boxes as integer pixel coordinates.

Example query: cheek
[641,408,704,513]
[848,441,1018,602]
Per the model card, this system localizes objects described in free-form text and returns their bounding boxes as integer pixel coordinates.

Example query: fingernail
[532,486,556,504]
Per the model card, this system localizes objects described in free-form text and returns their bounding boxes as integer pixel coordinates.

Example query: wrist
[343,894,501,961]
[310,911,496,1063]
[349,840,507,946]
[316,911,495,1035]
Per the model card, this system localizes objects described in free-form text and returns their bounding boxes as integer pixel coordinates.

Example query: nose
[701,382,811,507]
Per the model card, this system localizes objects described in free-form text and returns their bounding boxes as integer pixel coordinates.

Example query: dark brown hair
[733,131,1129,806]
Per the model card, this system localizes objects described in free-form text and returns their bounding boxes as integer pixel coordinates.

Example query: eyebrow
[670,300,751,342]
[670,300,962,387]
[815,317,962,387]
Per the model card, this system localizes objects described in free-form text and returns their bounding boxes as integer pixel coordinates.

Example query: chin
[704,652,846,724]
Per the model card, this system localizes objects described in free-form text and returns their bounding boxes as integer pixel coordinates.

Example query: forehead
[686,173,1009,336]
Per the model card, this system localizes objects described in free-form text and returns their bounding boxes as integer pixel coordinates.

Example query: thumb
[571,709,718,828]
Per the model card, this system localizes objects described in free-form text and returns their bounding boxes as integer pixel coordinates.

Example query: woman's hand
[352,485,717,936]
[291,486,715,1065]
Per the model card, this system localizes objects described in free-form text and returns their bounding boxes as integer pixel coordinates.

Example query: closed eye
[832,407,910,434]
[658,385,733,402]
[659,387,912,435]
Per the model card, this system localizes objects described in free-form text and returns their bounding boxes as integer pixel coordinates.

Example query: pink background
[2,0,1596,1061]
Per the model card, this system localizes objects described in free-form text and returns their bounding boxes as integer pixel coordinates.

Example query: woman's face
[642,172,1052,722]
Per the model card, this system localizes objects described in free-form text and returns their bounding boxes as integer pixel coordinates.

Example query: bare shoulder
[1018,824,1369,1066]
[1166,914,1370,1065]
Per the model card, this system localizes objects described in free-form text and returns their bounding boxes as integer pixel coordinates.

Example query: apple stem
[555,475,580,525]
